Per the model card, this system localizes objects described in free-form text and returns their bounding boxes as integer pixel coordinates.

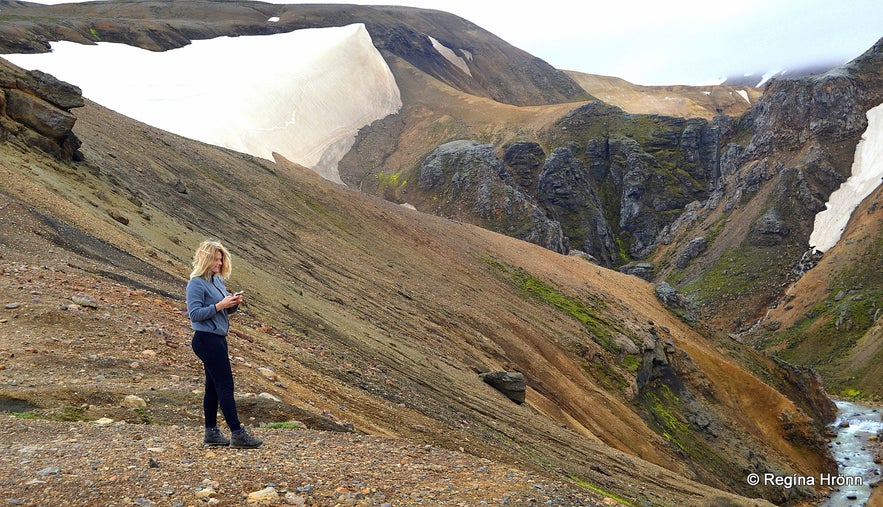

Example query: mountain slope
[565,71,762,120]
[0,0,589,107]
[1,57,833,505]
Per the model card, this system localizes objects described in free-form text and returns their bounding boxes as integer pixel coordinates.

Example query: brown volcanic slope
[566,71,763,120]
[1,57,833,505]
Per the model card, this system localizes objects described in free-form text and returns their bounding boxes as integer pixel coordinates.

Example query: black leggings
[192,331,241,431]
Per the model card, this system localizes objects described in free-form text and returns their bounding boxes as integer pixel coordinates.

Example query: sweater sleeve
[186,278,217,323]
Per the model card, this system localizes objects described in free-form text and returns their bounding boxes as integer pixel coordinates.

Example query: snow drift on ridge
[809,103,883,252]
[4,24,402,183]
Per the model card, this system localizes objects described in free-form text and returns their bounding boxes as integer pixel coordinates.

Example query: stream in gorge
[818,401,882,506]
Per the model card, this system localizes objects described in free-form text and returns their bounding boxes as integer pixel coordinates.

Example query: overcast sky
[30,0,883,85]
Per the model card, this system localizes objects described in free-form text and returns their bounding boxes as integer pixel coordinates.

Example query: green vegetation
[52,406,86,422]
[134,407,151,424]
[89,27,100,40]
[640,383,730,478]
[642,385,689,452]
[620,354,641,373]
[569,476,634,506]
[376,171,407,192]
[840,388,865,399]
[10,411,37,419]
[765,236,883,395]
[260,421,303,430]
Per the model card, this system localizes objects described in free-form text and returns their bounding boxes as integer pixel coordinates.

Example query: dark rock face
[743,72,869,160]
[676,237,707,269]
[748,210,791,246]
[539,103,721,264]
[479,371,526,404]
[415,104,723,266]
[418,140,566,253]
[502,141,545,194]
[0,59,83,161]
[619,261,654,280]
[537,146,616,263]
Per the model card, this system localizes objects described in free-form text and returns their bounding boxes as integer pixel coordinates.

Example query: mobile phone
[233,291,243,296]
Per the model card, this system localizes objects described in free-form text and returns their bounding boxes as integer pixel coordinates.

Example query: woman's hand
[216,293,243,310]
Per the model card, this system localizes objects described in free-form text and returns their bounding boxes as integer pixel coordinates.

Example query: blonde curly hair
[189,240,233,280]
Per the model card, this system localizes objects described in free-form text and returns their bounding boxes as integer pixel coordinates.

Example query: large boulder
[0,60,83,161]
[479,371,526,404]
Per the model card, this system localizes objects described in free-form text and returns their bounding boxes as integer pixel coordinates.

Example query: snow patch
[427,35,472,77]
[4,24,402,183]
[267,16,280,23]
[755,68,784,88]
[735,89,750,103]
[809,103,883,252]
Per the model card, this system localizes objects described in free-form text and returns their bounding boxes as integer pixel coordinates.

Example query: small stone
[36,466,60,476]
[4,302,20,309]
[95,417,114,425]
[284,492,306,505]
[195,487,216,499]
[107,208,130,225]
[123,395,147,409]
[246,486,278,504]
[258,392,281,402]
[70,293,98,308]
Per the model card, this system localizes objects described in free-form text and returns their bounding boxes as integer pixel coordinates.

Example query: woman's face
[210,250,223,275]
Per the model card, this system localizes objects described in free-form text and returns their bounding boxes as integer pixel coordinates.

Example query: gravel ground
[0,416,614,507]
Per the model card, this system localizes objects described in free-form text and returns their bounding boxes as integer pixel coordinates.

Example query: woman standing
[186,240,262,449]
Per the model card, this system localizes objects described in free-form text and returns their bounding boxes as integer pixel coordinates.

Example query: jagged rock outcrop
[415,104,725,267]
[0,59,83,161]
[676,237,707,268]
[502,141,545,194]
[418,140,566,253]
[676,37,883,331]
[536,103,721,264]
[537,146,616,262]
[619,261,655,280]
[748,210,791,246]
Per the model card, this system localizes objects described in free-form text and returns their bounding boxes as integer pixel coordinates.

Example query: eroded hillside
[0,56,838,505]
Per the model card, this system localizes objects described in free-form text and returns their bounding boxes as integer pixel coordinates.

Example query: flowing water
[818,401,882,506]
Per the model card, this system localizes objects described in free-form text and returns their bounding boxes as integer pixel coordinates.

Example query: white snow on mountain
[809,103,883,252]
[4,24,402,183]
[427,35,472,77]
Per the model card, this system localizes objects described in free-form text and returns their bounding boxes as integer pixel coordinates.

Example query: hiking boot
[203,426,230,447]
[230,426,263,449]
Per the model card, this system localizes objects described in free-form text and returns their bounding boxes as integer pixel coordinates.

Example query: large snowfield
[6,24,882,254]
[809,103,883,252]
[4,24,402,183]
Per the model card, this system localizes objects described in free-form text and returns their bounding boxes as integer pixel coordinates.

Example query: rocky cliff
[410,102,723,267]
[0,59,83,161]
